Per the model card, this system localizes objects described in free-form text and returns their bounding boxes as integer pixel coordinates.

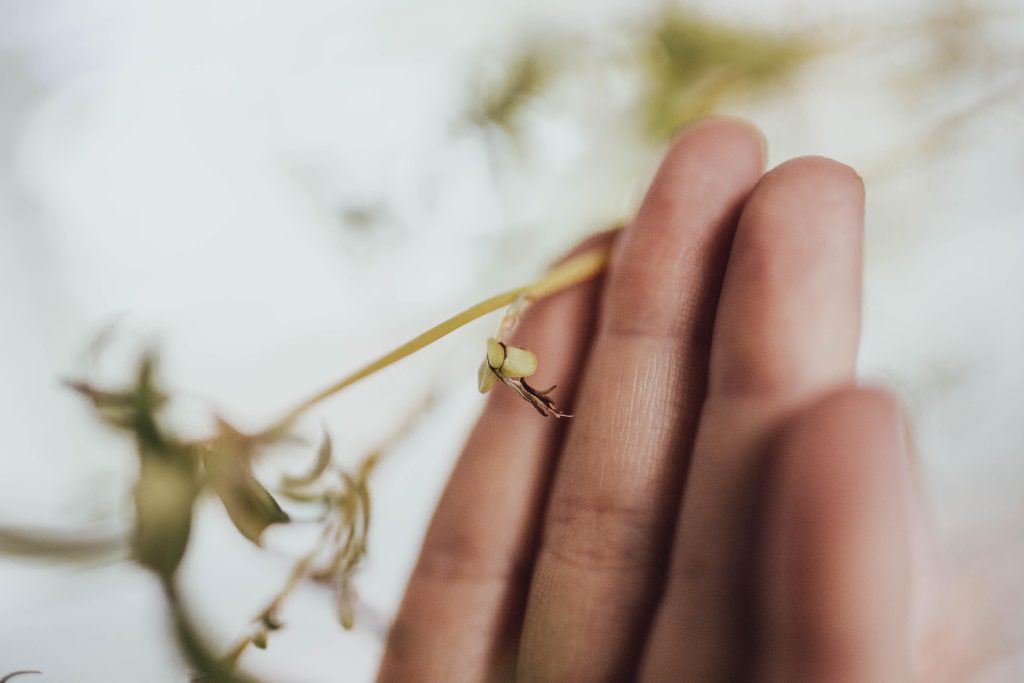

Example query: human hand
[378,119,932,682]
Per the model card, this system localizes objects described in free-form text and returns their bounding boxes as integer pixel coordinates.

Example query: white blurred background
[0,0,1022,680]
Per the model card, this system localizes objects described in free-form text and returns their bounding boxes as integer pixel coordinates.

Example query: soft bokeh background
[1,0,1022,680]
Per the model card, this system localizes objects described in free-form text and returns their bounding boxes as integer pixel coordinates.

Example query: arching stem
[261,243,612,437]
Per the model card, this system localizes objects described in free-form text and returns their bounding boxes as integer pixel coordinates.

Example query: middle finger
[517,119,765,681]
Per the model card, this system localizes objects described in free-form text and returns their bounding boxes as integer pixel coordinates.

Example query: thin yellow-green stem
[264,244,611,435]
[223,521,337,666]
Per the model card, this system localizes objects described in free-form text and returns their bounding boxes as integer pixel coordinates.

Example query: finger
[642,156,866,682]
[757,388,911,682]
[518,118,765,681]
[378,232,613,682]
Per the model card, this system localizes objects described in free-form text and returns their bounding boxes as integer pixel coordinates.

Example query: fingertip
[768,154,863,187]
[669,116,767,170]
[753,155,864,219]
[603,117,765,338]
[708,155,865,399]
[739,156,865,263]
[653,118,767,208]
[639,117,766,229]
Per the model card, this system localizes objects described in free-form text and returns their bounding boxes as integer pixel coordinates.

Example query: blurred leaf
[203,448,289,546]
[0,527,126,563]
[640,11,816,140]
[66,351,168,450]
[339,204,388,234]
[916,0,1001,80]
[67,351,199,577]
[261,613,283,631]
[134,449,201,577]
[470,48,556,135]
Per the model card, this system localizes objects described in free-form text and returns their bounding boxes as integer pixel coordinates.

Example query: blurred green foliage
[640,11,815,140]
[68,354,202,578]
[470,49,556,135]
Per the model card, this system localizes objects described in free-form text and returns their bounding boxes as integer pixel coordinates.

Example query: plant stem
[160,575,261,683]
[223,521,337,665]
[263,243,611,435]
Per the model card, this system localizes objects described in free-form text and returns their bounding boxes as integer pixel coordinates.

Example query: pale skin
[377,119,935,682]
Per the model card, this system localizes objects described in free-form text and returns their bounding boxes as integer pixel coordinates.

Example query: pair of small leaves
[134,425,291,576]
[477,338,570,418]
[477,337,538,393]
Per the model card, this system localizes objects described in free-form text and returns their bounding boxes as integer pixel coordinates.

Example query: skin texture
[377,118,928,682]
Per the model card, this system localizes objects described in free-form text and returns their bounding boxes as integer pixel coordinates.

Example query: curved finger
[518,119,765,681]
[377,233,612,682]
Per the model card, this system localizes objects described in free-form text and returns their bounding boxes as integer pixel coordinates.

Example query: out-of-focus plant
[60,244,611,681]
[464,11,816,147]
[638,11,816,141]
[469,48,559,137]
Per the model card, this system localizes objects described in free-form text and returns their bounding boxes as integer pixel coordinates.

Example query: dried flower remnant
[506,376,571,418]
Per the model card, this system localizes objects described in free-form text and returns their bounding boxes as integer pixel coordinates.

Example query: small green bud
[252,631,268,649]
[486,337,506,369]
[499,346,538,379]
[477,360,498,393]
